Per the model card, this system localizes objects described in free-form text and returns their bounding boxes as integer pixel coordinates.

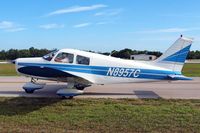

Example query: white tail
[154,36,193,72]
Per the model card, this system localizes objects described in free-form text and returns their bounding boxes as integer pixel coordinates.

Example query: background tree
[0,47,199,60]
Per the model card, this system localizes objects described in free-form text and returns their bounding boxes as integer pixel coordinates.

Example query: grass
[0,98,199,132]
[182,63,200,77]
[0,63,199,77]
[0,64,17,76]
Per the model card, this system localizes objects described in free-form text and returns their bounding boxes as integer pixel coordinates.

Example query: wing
[63,70,94,84]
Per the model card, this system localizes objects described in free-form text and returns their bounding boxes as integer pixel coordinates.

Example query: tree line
[0,47,200,60]
[0,47,51,60]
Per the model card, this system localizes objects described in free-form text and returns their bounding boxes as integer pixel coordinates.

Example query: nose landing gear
[23,78,46,94]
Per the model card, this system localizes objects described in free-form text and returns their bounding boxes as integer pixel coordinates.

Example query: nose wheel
[23,79,46,94]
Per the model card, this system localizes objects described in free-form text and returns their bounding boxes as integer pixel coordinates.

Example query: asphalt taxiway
[0,76,200,99]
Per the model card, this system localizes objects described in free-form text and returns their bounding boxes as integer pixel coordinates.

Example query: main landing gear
[56,83,84,99]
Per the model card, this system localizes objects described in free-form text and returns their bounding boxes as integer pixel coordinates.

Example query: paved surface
[186,59,200,63]
[0,76,200,99]
[0,62,9,64]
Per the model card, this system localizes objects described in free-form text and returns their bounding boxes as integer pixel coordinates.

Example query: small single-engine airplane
[13,35,193,98]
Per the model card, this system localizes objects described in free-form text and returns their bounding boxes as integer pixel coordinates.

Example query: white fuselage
[15,49,177,85]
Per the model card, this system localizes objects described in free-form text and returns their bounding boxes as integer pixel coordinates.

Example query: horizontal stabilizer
[167,74,192,80]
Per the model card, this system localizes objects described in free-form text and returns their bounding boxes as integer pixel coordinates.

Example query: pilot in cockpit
[60,53,69,63]
[55,53,69,63]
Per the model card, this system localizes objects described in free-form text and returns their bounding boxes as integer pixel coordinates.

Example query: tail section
[154,35,193,73]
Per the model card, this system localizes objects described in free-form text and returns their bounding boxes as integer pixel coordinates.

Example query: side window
[54,52,74,63]
[76,55,90,65]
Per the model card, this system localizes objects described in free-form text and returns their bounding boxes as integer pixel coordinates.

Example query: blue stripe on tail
[162,44,191,63]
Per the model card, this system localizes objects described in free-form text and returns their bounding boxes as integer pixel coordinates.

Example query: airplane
[13,35,193,99]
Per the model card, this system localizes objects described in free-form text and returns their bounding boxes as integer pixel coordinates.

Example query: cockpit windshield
[43,50,58,61]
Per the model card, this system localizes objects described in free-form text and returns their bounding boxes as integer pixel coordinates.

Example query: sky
[0,0,200,52]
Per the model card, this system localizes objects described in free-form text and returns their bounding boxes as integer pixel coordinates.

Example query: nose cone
[14,57,45,76]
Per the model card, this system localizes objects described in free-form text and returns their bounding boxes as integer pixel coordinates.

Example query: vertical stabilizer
[154,36,193,72]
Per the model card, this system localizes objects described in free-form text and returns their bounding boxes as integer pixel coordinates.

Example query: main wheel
[61,96,74,99]
[25,89,34,94]
[75,86,85,90]
[74,84,87,90]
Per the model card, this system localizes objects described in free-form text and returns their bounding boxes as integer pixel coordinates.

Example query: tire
[75,86,85,90]
[61,96,74,99]
[25,89,34,94]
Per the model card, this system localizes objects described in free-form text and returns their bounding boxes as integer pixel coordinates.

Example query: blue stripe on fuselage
[17,62,181,80]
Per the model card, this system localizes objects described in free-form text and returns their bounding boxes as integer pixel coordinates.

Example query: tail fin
[154,36,193,73]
